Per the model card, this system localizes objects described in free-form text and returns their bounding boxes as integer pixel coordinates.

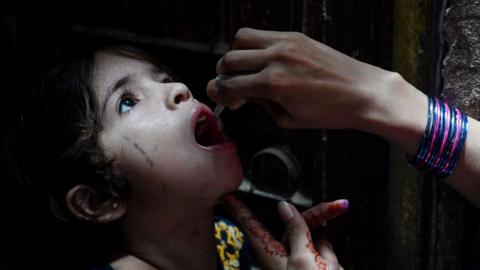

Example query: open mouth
[194,109,226,147]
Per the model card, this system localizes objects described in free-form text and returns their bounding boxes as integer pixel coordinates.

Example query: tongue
[195,120,225,147]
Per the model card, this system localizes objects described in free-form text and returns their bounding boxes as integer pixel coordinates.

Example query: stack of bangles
[407,95,469,178]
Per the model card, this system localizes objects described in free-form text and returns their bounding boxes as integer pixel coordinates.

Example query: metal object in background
[238,145,312,207]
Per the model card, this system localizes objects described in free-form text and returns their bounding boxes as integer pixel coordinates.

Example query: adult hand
[207,27,408,130]
[222,194,348,270]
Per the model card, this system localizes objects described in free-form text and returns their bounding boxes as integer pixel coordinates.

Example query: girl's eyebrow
[101,74,132,115]
[151,66,162,74]
[150,66,170,80]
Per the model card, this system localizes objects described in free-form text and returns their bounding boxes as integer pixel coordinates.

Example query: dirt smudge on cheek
[123,136,154,167]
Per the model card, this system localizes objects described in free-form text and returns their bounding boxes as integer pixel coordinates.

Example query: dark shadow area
[3,2,477,269]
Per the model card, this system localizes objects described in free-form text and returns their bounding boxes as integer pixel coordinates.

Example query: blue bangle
[407,95,468,178]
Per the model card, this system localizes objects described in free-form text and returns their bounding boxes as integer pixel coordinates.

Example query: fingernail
[337,199,349,209]
[278,201,294,223]
[216,57,224,74]
[229,98,247,110]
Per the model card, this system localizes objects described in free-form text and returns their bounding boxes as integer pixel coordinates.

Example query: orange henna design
[302,209,327,228]
[306,231,328,270]
[223,194,287,257]
[302,200,349,229]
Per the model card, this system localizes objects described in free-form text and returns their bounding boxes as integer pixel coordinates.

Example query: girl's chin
[230,173,244,190]
[216,167,244,194]
[227,162,244,186]
[215,155,243,179]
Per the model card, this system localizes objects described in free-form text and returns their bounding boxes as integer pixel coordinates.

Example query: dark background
[1,0,479,269]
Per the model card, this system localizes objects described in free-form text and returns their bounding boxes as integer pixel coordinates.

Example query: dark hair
[1,35,171,268]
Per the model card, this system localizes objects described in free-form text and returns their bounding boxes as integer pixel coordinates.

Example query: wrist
[358,71,428,155]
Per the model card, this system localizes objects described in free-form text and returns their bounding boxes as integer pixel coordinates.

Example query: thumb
[206,79,219,103]
[278,201,328,270]
[206,78,247,110]
[278,201,310,255]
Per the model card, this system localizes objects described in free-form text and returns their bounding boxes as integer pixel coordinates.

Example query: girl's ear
[66,185,127,223]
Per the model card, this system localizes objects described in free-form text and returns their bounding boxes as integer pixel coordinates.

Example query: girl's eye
[163,76,174,83]
[118,96,137,114]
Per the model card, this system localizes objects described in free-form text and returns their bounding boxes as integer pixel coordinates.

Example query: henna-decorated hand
[222,194,348,270]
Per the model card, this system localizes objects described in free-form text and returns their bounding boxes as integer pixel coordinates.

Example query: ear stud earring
[112,202,119,209]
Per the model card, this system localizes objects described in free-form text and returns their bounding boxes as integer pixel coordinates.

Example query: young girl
[3,36,347,270]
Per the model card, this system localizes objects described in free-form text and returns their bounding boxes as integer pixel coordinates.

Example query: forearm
[359,72,428,156]
[445,118,480,206]
[209,27,480,205]
[360,73,480,206]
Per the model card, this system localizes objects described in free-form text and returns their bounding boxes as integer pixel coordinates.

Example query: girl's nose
[167,83,192,109]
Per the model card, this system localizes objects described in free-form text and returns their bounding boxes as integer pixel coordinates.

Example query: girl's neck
[117,203,218,270]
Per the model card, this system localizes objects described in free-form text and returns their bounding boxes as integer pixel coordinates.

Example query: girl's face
[92,52,243,210]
